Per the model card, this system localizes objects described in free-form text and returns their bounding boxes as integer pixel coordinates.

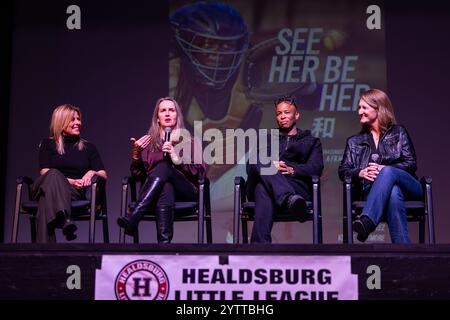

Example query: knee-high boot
[155,205,174,244]
[117,176,164,235]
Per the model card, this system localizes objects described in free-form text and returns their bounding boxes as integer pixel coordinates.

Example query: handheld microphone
[371,154,380,164]
[163,127,172,158]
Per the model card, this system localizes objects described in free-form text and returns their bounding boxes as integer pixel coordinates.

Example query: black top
[368,134,381,164]
[38,136,105,179]
[278,128,324,180]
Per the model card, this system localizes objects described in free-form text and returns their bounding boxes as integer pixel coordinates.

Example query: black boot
[155,205,174,244]
[285,194,308,222]
[117,177,164,236]
[353,215,376,242]
[60,210,77,241]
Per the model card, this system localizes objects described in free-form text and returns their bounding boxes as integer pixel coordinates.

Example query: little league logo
[115,260,169,300]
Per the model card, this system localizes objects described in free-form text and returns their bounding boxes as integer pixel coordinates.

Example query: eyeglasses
[275,96,297,108]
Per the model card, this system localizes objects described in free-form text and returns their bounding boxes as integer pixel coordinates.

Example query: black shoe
[62,219,77,241]
[286,194,308,222]
[64,231,77,241]
[353,215,375,242]
[117,216,136,236]
[48,211,66,230]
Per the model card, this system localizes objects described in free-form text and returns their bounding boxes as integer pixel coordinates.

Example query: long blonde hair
[147,97,186,151]
[50,104,85,155]
[360,89,397,134]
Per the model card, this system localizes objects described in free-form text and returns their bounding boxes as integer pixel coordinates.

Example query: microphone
[371,154,380,164]
[163,127,172,158]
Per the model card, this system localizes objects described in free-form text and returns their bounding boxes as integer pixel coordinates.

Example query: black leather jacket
[338,124,418,186]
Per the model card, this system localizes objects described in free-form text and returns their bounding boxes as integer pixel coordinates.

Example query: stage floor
[1,244,450,299]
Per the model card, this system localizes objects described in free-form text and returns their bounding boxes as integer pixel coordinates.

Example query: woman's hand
[273,161,295,175]
[358,167,376,181]
[161,141,173,154]
[68,170,106,189]
[368,163,386,179]
[131,135,152,159]
[80,170,96,187]
[67,178,84,189]
[162,141,181,164]
[368,163,385,173]
[359,163,386,181]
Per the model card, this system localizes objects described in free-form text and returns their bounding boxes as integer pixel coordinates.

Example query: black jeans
[246,163,309,243]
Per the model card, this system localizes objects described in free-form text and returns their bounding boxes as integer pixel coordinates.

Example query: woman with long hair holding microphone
[117,97,205,243]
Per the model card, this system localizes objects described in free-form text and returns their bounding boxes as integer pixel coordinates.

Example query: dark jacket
[279,129,324,180]
[338,124,418,189]
[248,128,324,200]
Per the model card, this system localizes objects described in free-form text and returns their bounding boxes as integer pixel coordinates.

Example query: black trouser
[246,163,309,243]
[137,160,197,216]
[31,169,85,243]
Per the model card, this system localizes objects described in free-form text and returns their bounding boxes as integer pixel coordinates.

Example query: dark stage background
[1,0,450,243]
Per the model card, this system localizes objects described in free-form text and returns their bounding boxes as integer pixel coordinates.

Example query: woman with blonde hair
[338,89,422,243]
[117,97,205,243]
[32,104,107,242]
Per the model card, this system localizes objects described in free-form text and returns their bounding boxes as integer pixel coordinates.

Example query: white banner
[95,255,358,300]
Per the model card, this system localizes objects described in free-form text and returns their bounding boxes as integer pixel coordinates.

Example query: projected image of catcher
[170,2,262,181]
[247,95,324,243]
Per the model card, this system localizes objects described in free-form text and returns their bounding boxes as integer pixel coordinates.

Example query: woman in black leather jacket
[338,89,422,243]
